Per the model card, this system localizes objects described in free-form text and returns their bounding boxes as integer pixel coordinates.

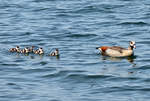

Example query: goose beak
[134,45,136,49]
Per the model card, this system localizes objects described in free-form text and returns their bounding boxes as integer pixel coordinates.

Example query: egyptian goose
[9,46,20,52]
[20,47,29,54]
[96,41,136,57]
[28,46,35,53]
[38,48,44,55]
[49,48,59,56]
[34,47,44,55]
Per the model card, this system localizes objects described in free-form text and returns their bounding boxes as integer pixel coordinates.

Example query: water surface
[0,0,150,101]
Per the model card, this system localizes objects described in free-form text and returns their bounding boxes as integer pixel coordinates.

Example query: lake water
[0,0,150,101]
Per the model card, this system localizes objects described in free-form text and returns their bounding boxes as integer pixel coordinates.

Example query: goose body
[9,48,17,52]
[39,48,44,55]
[29,46,35,53]
[34,48,44,55]
[49,48,59,56]
[21,47,29,54]
[96,41,136,57]
[9,46,20,52]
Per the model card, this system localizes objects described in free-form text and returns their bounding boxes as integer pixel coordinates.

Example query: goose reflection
[101,55,137,66]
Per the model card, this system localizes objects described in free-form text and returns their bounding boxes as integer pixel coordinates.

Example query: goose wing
[109,46,126,53]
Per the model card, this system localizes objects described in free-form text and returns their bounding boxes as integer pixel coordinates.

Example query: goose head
[129,41,136,50]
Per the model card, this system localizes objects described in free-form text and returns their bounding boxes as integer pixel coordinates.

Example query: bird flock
[9,46,59,56]
[9,41,136,58]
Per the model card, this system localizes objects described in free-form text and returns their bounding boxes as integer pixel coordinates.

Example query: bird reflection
[101,55,136,66]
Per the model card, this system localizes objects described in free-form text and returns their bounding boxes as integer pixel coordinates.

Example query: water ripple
[118,21,148,26]
[0,0,150,100]
[66,34,97,38]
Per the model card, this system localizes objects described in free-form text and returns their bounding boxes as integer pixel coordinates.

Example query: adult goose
[96,41,136,57]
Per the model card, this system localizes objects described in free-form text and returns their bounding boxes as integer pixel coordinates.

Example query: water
[0,0,150,101]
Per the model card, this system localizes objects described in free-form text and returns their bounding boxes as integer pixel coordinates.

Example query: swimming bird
[38,48,44,55]
[28,46,35,53]
[96,41,136,57]
[34,47,44,55]
[33,49,39,54]
[16,46,21,53]
[49,48,59,56]
[9,46,20,52]
[20,47,29,54]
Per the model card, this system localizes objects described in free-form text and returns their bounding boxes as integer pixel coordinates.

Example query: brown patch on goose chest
[100,46,109,52]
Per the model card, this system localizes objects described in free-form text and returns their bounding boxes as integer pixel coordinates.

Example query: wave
[130,65,150,70]
[117,21,148,26]
[41,70,86,78]
[66,33,97,38]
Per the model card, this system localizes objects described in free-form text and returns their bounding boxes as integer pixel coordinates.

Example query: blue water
[0,0,150,101]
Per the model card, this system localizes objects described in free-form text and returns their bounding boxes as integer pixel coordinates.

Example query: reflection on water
[11,52,60,60]
[101,55,137,66]
[48,55,60,60]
